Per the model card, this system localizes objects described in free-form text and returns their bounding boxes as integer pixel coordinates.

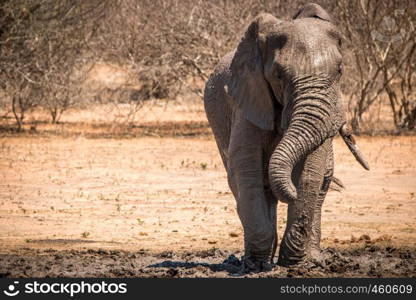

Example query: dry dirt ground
[0,103,415,277]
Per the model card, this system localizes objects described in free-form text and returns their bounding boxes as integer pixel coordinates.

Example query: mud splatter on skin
[0,245,414,278]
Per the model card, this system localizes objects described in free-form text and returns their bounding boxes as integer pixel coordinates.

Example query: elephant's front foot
[277,243,307,267]
[237,255,273,274]
[308,246,324,263]
[277,216,310,267]
[237,226,276,273]
[279,244,327,268]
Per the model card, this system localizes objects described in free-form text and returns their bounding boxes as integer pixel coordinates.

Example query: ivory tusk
[339,124,370,171]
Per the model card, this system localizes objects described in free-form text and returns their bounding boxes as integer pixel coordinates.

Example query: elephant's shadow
[147,254,243,275]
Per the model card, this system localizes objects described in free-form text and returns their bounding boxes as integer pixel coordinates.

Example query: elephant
[203,3,369,272]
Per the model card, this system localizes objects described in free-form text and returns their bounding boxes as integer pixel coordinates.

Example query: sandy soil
[0,117,415,277]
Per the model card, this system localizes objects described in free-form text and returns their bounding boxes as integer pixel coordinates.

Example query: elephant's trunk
[269,77,338,203]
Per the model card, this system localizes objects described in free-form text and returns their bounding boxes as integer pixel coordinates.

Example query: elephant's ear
[226,13,280,131]
[292,3,332,22]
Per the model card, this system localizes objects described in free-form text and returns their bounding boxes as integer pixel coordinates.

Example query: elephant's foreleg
[308,145,333,259]
[233,174,276,270]
[278,141,329,266]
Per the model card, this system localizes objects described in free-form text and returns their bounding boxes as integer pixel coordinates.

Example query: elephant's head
[226,3,369,203]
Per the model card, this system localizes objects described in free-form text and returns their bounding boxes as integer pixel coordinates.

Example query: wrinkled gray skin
[204,3,368,272]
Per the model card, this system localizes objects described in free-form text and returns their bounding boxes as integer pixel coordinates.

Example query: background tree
[0,0,414,134]
[337,0,415,133]
[0,0,109,129]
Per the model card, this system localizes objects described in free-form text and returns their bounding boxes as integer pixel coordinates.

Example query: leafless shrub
[9,81,42,131]
[0,0,414,134]
[95,0,414,134]
[0,0,110,129]
[41,74,83,124]
[337,0,415,133]
[92,0,299,99]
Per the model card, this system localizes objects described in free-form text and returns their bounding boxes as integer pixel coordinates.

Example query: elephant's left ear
[292,3,332,22]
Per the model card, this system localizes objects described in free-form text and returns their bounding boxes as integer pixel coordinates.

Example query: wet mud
[1,245,415,278]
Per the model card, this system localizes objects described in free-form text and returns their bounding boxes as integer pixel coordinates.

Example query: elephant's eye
[337,63,343,77]
[333,62,343,82]
[274,64,286,80]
